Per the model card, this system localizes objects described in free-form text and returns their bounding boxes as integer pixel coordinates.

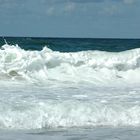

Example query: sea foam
[1,100,140,129]
[0,44,140,85]
[1,44,140,130]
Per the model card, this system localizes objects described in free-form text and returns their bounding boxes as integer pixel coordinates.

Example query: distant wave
[0,44,140,85]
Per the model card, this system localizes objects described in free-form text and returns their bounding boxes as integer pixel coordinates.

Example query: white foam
[0,101,140,129]
[2,44,140,130]
[1,44,140,86]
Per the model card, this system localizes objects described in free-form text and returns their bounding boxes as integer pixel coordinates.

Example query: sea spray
[0,44,140,85]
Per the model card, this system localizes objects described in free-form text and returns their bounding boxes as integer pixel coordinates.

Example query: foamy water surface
[0,43,140,139]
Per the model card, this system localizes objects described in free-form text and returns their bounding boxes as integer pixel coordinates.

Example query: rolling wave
[0,44,140,85]
[1,44,140,130]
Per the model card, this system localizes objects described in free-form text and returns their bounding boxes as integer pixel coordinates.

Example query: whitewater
[1,43,140,85]
[1,43,140,139]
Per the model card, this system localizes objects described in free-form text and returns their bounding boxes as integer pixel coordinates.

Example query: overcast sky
[0,0,139,38]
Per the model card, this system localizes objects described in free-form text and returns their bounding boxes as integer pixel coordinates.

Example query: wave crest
[1,44,140,85]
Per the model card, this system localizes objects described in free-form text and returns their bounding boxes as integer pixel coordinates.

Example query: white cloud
[46,7,55,15]
[64,3,76,12]
[123,0,135,4]
[103,5,119,15]
[0,0,138,18]
[45,2,76,16]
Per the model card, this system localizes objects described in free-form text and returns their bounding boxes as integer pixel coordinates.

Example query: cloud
[64,3,76,12]
[69,0,104,3]
[0,0,29,16]
[0,0,138,18]
[46,2,76,16]
[46,7,55,15]
[103,5,119,15]
[49,0,135,4]
[123,0,136,4]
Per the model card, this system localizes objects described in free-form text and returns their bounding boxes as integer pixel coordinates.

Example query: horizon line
[0,36,140,40]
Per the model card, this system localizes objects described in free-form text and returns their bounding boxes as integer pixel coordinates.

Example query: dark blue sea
[0,37,140,140]
[1,37,140,52]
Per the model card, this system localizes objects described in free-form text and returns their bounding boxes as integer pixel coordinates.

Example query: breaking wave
[1,44,140,130]
[0,44,140,85]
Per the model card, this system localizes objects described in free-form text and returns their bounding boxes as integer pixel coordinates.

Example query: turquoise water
[0,37,140,139]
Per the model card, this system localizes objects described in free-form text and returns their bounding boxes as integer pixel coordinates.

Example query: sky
[0,0,140,38]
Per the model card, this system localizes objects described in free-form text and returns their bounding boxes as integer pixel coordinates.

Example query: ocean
[0,37,140,140]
